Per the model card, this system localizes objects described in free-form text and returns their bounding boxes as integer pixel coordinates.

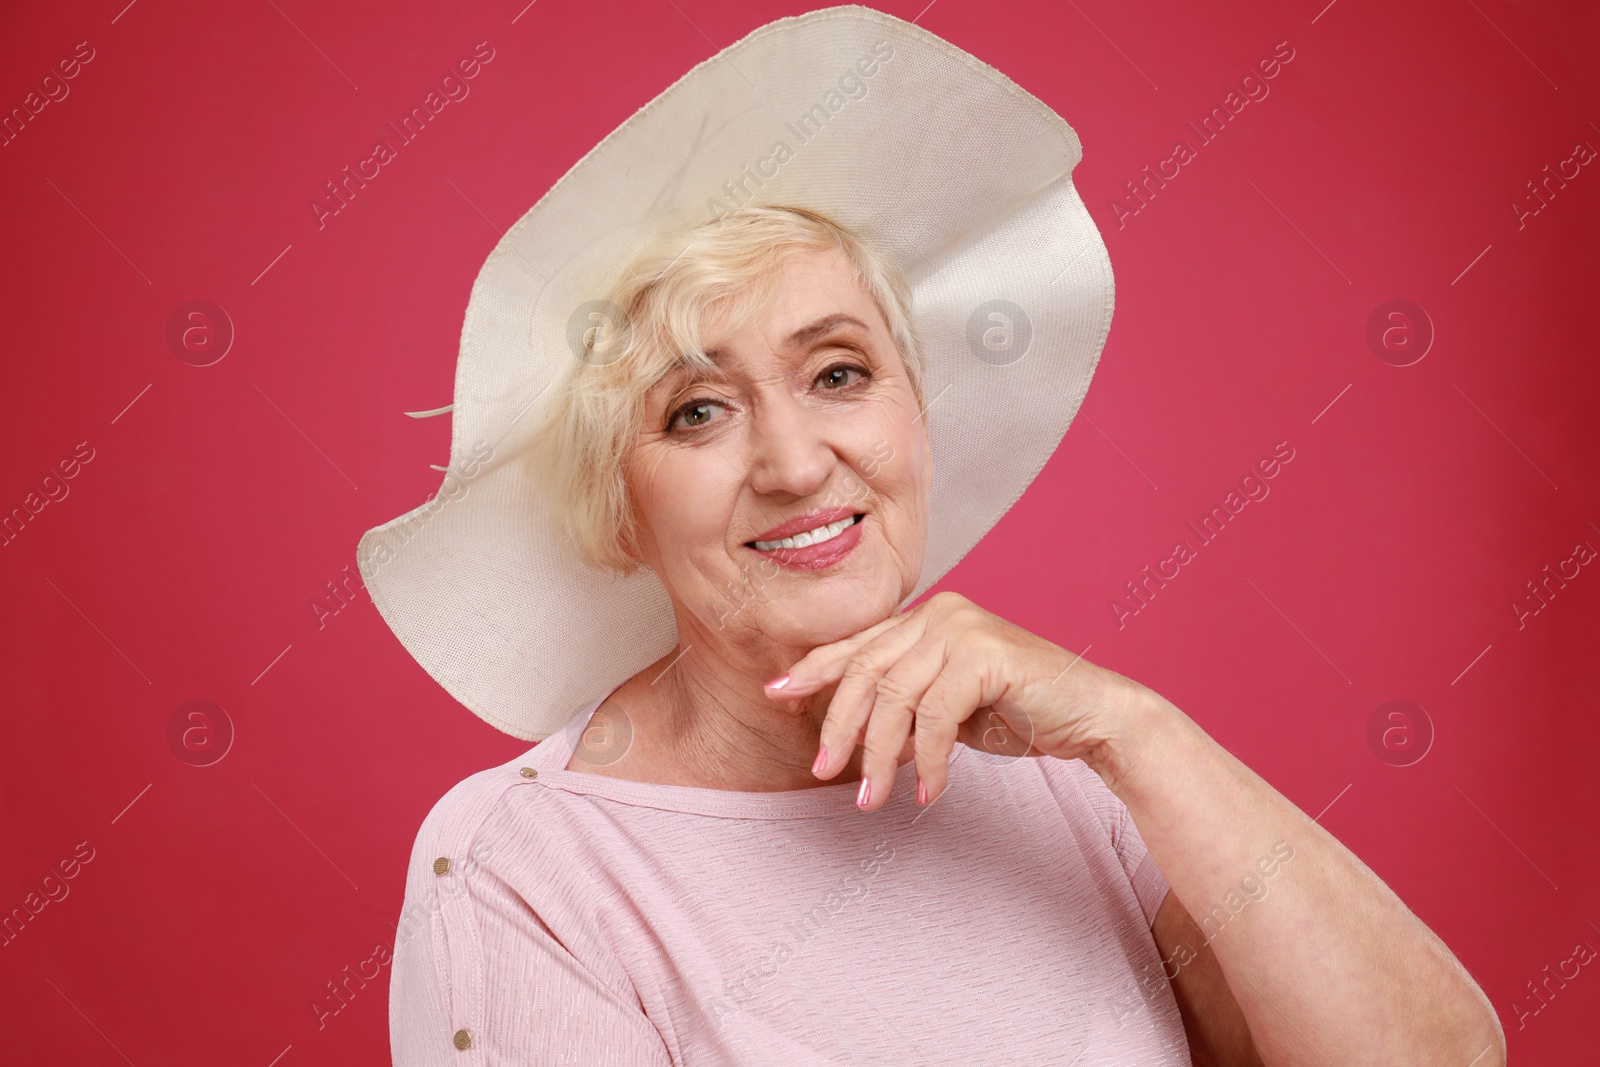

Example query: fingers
[810,614,931,783]
[914,666,985,806]
[848,635,948,812]
[762,610,916,699]
[911,673,964,806]
[764,594,998,812]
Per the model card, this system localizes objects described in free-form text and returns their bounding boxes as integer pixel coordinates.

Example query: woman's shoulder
[404,694,597,858]
[388,751,662,1065]
[400,744,577,888]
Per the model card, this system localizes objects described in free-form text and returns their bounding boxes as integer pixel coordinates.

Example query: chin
[761,585,898,644]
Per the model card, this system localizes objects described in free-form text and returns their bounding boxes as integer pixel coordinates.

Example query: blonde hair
[528,204,925,575]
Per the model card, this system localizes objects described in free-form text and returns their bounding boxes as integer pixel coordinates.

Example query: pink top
[390,684,1190,1065]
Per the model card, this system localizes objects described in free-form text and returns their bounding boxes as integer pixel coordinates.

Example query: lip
[744,511,866,570]
[747,506,859,545]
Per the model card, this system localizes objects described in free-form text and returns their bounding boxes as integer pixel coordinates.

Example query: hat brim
[357,4,1114,741]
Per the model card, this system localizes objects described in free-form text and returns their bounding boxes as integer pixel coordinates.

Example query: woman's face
[626,247,934,656]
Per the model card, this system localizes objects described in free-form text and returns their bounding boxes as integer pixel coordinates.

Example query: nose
[744,388,836,499]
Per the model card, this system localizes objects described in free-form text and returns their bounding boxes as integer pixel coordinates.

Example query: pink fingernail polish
[765,673,791,690]
[856,778,871,808]
[811,745,828,776]
[917,777,928,805]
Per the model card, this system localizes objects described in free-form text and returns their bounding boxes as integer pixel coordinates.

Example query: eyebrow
[778,312,872,352]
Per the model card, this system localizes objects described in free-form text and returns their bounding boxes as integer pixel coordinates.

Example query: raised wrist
[1078,676,1175,795]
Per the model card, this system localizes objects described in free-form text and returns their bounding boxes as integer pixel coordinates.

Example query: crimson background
[2,0,1597,1063]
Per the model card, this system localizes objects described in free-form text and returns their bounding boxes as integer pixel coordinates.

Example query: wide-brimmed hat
[356,4,1115,742]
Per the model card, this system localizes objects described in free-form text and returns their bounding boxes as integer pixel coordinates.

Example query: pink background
[2,0,1597,1062]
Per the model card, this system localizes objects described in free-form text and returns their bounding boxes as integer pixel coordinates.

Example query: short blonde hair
[528,204,924,575]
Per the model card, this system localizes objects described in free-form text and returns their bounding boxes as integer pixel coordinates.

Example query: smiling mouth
[746,513,864,552]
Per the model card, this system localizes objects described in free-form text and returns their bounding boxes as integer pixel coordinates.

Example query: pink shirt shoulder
[390,693,1190,1065]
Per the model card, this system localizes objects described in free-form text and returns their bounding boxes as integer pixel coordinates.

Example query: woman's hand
[762,591,1145,810]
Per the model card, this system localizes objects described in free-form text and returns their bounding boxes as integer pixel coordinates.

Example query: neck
[578,601,917,791]
[652,638,855,791]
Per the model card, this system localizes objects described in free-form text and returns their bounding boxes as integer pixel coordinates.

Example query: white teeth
[753,515,858,552]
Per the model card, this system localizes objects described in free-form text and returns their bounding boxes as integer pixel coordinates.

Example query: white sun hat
[355,4,1115,742]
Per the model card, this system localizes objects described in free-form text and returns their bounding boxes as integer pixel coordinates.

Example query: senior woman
[367,9,1503,1066]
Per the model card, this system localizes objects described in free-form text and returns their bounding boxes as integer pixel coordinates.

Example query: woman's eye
[669,399,725,431]
[818,364,867,389]
[668,365,864,431]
